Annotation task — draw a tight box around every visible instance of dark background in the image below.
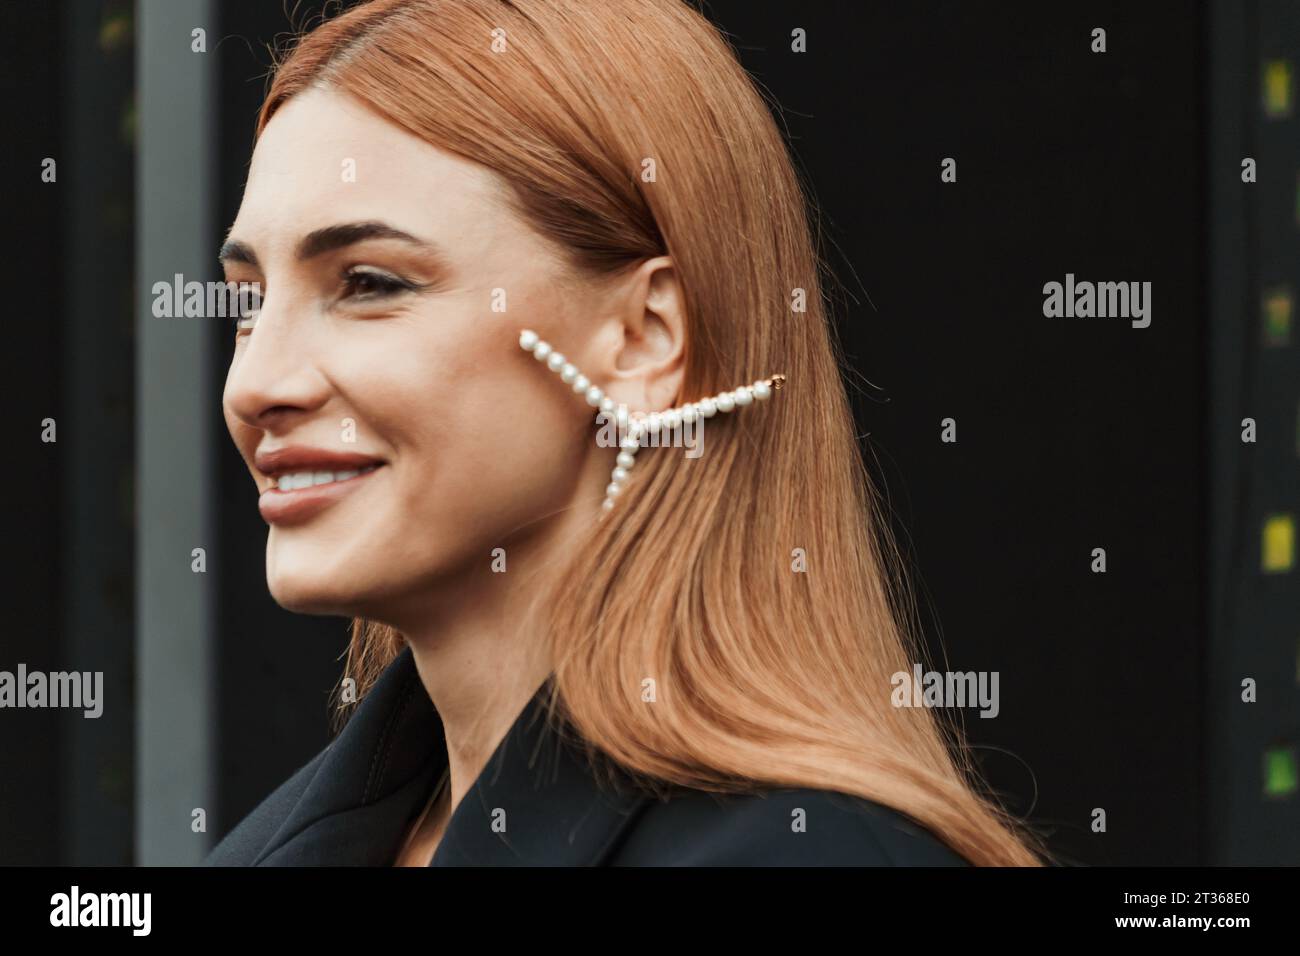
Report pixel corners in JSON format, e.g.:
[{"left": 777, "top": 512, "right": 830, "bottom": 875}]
[{"left": 3, "top": 0, "right": 1296, "bottom": 866}]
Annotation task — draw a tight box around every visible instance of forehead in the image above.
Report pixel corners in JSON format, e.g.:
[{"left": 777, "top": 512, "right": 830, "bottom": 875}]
[{"left": 232, "top": 85, "right": 508, "bottom": 248}]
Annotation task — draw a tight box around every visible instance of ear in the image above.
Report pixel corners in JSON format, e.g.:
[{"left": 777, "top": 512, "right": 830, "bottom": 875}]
[{"left": 598, "top": 256, "right": 686, "bottom": 413}]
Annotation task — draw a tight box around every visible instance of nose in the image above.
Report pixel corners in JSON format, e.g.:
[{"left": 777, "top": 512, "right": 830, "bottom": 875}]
[{"left": 223, "top": 299, "right": 331, "bottom": 434}]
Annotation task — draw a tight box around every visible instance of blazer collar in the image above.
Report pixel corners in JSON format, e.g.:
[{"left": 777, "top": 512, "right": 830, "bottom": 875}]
[{"left": 253, "top": 645, "right": 649, "bottom": 866}]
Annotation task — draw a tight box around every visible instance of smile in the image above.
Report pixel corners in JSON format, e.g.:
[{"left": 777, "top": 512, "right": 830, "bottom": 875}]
[
  {"left": 254, "top": 448, "right": 387, "bottom": 526},
  {"left": 273, "top": 465, "right": 379, "bottom": 491}
]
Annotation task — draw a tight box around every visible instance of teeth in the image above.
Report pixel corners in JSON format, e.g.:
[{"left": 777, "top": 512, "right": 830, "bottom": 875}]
[{"left": 275, "top": 465, "right": 376, "bottom": 491}]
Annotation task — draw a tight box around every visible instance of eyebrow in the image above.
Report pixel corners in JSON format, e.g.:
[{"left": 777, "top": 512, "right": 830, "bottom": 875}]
[{"left": 218, "top": 221, "right": 442, "bottom": 269}]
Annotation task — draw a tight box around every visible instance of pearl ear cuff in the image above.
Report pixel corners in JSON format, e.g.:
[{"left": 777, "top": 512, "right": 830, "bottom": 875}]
[{"left": 518, "top": 328, "right": 786, "bottom": 513}]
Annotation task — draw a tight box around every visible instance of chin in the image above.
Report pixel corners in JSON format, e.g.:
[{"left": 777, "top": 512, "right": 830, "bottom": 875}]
[
  {"left": 265, "top": 574, "right": 358, "bottom": 617},
  {"left": 264, "top": 536, "right": 373, "bottom": 617}
]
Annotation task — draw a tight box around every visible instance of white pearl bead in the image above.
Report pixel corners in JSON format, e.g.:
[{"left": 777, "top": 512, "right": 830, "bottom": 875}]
[
  {"left": 600, "top": 396, "right": 615, "bottom": 414},
  {"left": 621, "top": 435, "right": 641, "bottom": 450},
  {"left": 547, "top": 352, "right": 566, "bottom": 371},
  {"left": 616, "top": 451, "right": 636, "bottom": 469},
  {"left": 560, "top": 363, "right": 577, "bottom": 383},
  {"left": 533, "top": 341, "right": 552, "bottom": 361},
  {"left": 753, "top": 380, "right": 771, "bottom": 400},
  {"left": 612, "top": 467, "right": 628, "bottom": 482},
  {"left": 663, "top": 410, "right": 681, "bottom": 430},
  {"left": 734, "top": 386, "right": 753, "bottom": 406},
  {"left": 681, "top": 405, "right": 699, "bottom": 424},
  {"left": 585, "top": 386, "right": 604, "bottom": 407},
  {"left": 519, "top": 329, "right": 539, "bottom": 350},
  {"left": 573, "top": 374, "right": 590, "bottom": 393},
  {"left": 606, "top": 481, "right": 622, "bottom": 497},
  {"left": 601, "top": 498, "right": 615, "bottom": 511},
  {"left": 699, "top": 398, "right": 717, "bottom": 417},
  {"left": 716, "top": 393, "right": 735, "bottom": 412},
  {"left": 646, "top": 414, "right": 662, "bottom": 434}
]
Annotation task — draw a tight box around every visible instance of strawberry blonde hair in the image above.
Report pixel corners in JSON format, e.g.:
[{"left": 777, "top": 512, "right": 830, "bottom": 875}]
[{"left": 256, "top": 0, "right": 1045, "bottom": 866}]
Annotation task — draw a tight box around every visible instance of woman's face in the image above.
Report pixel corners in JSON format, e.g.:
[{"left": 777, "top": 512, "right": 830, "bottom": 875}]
[{"left": 221, "top": 86, "right": 607, "bottom": 621}]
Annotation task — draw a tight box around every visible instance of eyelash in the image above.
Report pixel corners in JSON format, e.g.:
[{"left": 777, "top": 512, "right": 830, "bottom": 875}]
[
  {"left": 232, "top": 267, "right": 421, "bottom": 336},
  {"left": 232, "top": 284, "right": 261, "bottom": 334},
  {"left": 340, "top": 266, "right": 421, "bottom": 301}
]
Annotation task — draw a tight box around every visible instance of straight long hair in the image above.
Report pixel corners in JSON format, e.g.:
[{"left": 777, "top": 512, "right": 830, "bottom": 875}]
[{"left": 257, "top": 0, "right": 1045, "bottom": 866}]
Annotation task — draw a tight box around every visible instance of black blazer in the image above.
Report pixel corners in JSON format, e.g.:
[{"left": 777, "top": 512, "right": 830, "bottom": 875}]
[{"left": 205, "top": 646, "right": 970, "bottom": 866}]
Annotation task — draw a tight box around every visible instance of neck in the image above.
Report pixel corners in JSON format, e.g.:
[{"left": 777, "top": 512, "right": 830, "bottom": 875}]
[{"left": 395, "top": 502, "right": 592, "bottom": 813}]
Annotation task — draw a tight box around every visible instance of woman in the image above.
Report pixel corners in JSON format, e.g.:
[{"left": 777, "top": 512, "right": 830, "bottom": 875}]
[{"left": 205, "top": 0, "right": 1043, "bottom": 866}]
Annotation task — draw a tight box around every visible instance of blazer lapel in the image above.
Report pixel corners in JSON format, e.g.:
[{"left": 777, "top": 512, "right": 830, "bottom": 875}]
[
  {"left": 238, "top": 644, "right": 651, "bottom": 866},
  {"left": 431, "top": 684, "right": 651, "bottom": 866},
  {"left": 251, "top": 646, "right": 445, "bottom": 866}
]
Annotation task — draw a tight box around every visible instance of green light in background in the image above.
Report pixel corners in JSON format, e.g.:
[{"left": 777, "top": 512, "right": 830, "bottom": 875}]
[
  {"left": 1263, "top": 746, "right": 1298, "bottom": 798},
  {"left": 1263, "top": 287, "right": 1292, "bottom": 347},
  {"left": 1262, "top": 514, "right": 1295, "bottom": 573},
  {"left": 1264, "top": 60, "right": 1293, "bottom": 118}
]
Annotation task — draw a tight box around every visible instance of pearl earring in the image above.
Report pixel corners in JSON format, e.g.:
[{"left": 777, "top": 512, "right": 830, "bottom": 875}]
[{"left": 519, "top": 329, "right": 786, "bottom": 513}]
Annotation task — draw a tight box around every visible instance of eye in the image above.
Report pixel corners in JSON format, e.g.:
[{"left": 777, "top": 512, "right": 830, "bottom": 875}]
[
  {"left": 232, "top": 282, "right": 262, "bottom": 335},
  {"left": 341, "top": 266, "right": 419, "bottom": 301}
]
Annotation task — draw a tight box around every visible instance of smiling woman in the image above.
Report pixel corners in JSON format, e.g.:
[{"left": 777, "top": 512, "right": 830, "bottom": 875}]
[{"left": 204, "top": 0, "right": 1046, "bottom": 867}]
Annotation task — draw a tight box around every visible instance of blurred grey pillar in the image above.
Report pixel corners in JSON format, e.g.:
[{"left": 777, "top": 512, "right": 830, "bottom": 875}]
[{"left": 135, "top": 0, "right": 215, "bottom": 865}]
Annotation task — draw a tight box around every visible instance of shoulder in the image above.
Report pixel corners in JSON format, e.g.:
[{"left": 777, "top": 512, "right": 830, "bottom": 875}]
[{"left": 609, "top": 787, "right": 972, "bottom": 866}]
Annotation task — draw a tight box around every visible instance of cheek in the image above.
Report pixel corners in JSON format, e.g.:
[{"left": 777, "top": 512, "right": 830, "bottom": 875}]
[
  {"left": 360, "top": 341, "right": 588, "bottom": 537},
  {"left": 392, "top": 381, "right": 586, "bottom": 519}
]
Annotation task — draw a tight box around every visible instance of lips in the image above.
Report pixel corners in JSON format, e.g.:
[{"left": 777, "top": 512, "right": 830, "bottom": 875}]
[
  {"left": 254, "top": 445, "right": 386, "bottom": 525},
  {"left": 254, "top": 446, "right": 385, "bottom": 477}
]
